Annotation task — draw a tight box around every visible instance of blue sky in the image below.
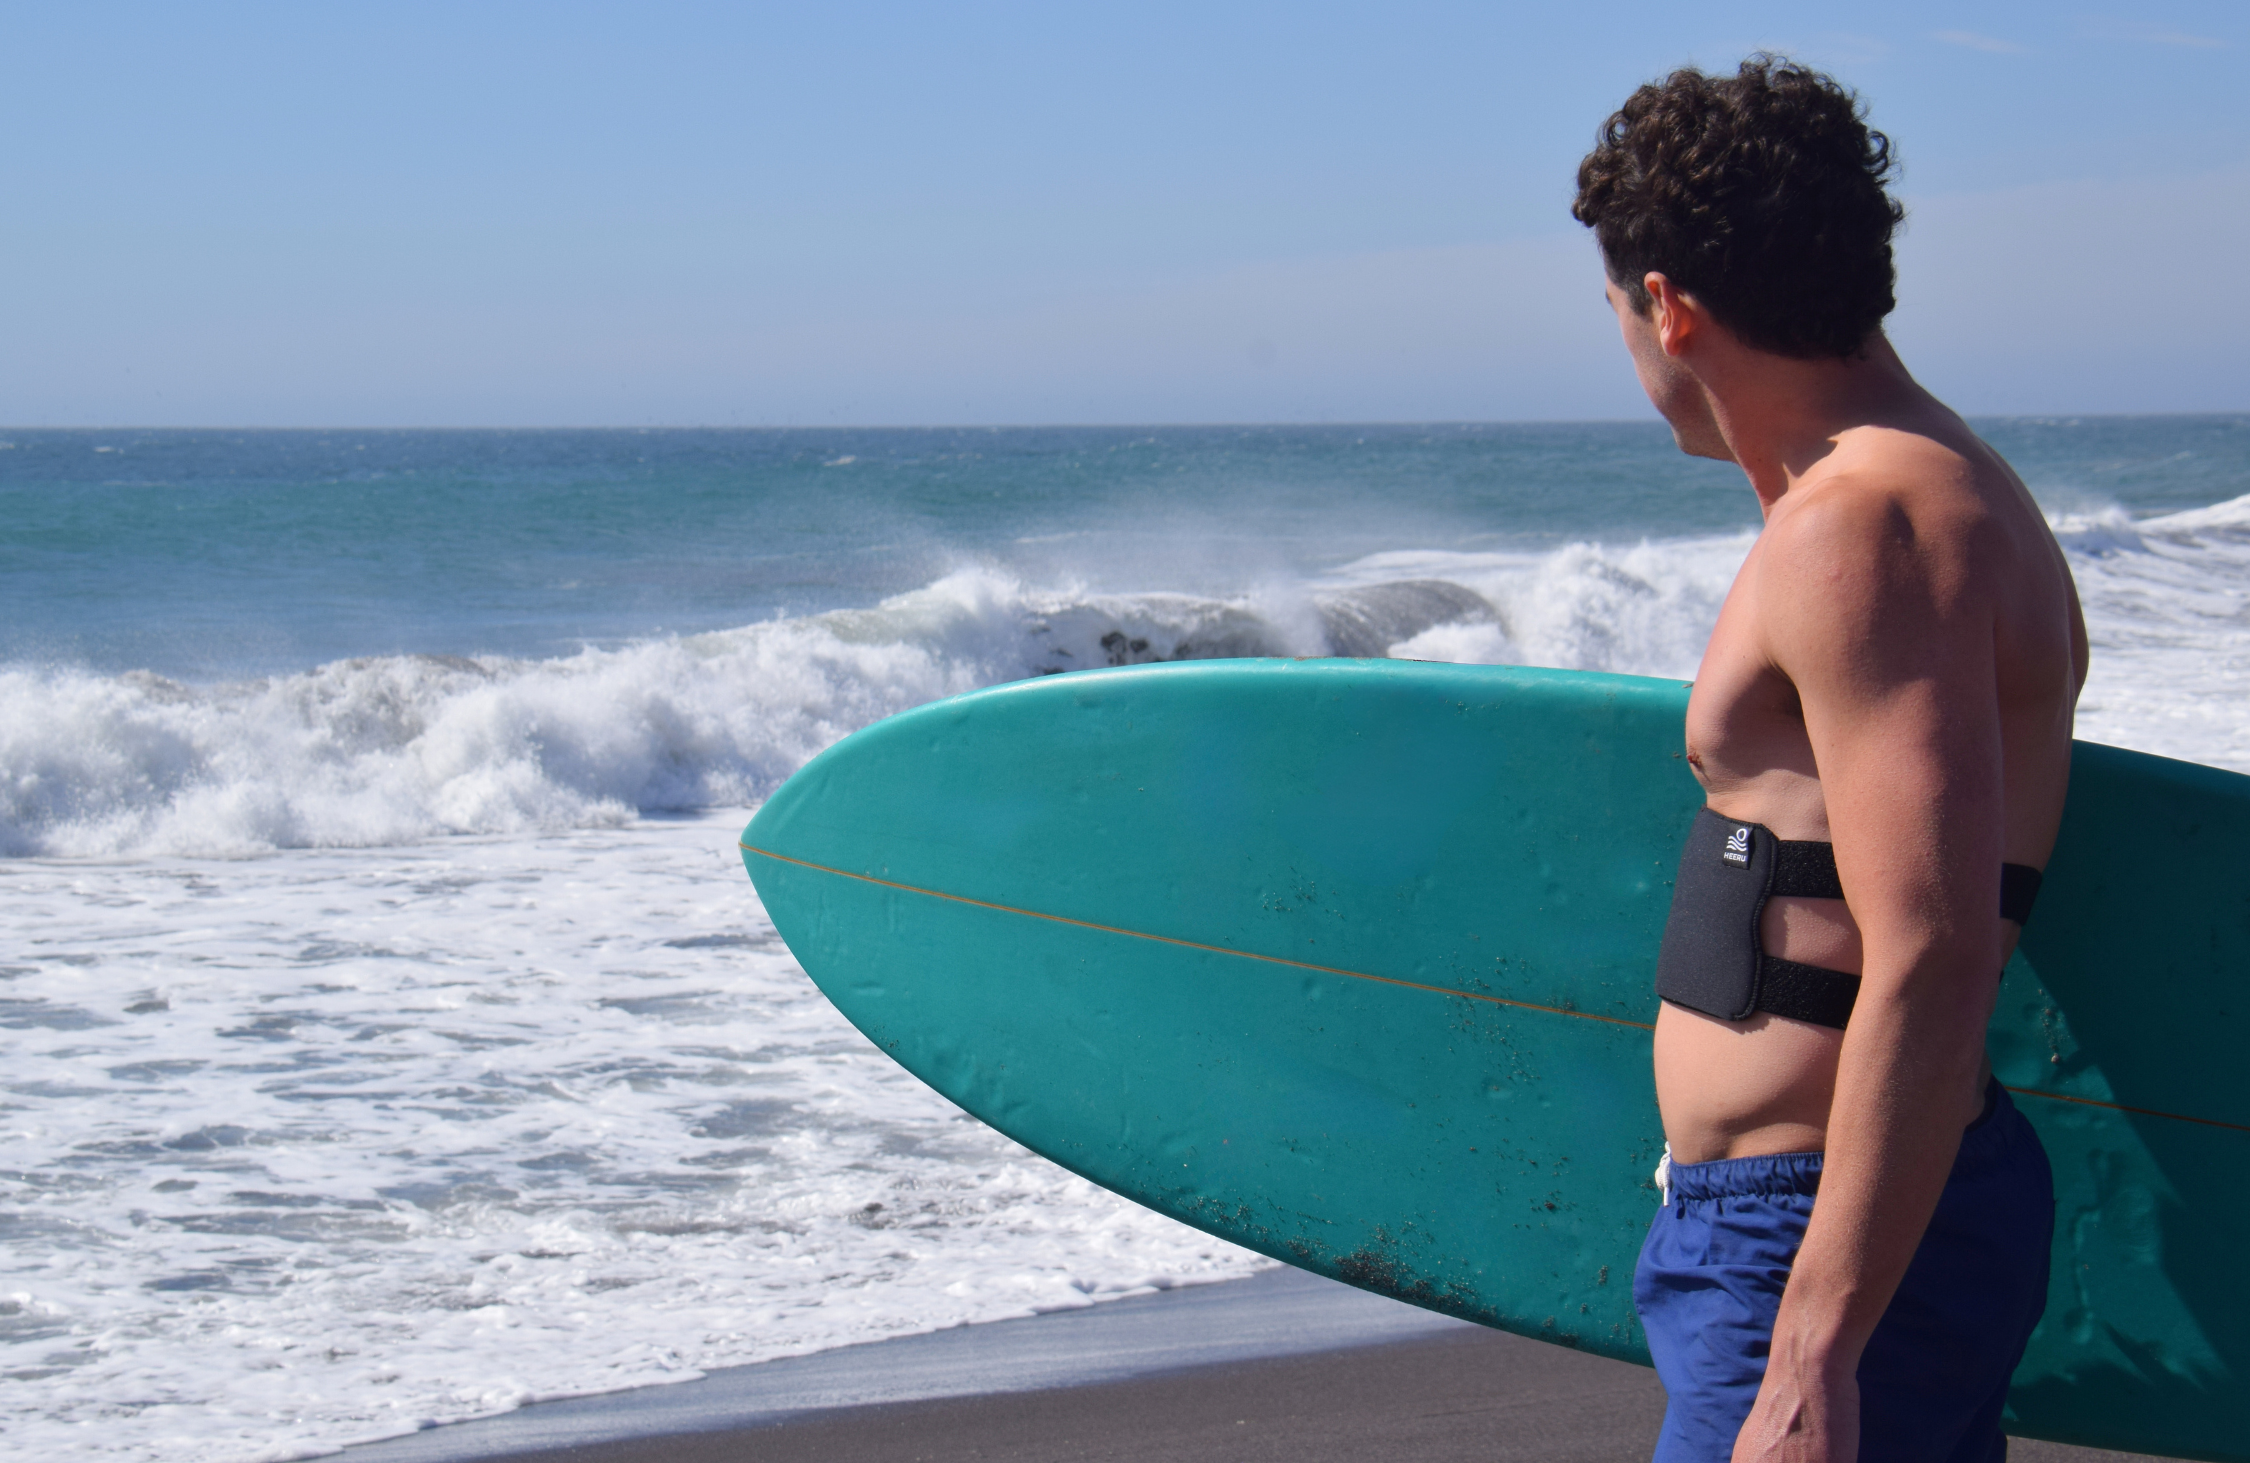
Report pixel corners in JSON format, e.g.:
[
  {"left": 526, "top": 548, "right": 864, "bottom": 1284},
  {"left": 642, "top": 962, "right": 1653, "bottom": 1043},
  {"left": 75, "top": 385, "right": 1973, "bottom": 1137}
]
[{"left": 1, "top": 2, "right": 2242, "bottom": 425}]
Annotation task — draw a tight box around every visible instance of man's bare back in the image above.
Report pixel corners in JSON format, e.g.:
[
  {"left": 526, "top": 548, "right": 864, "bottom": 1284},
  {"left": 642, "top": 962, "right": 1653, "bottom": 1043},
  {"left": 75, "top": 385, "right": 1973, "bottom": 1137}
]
[{"left": 1651, "top": 340, "right": 2089, "bottom": 1165}]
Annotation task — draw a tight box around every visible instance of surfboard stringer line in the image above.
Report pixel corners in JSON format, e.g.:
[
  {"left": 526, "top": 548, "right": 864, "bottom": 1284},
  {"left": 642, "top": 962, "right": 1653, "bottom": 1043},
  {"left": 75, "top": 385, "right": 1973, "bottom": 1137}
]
[{"left": 740, "top": 842, "right": 2250, "bottom": 1137}]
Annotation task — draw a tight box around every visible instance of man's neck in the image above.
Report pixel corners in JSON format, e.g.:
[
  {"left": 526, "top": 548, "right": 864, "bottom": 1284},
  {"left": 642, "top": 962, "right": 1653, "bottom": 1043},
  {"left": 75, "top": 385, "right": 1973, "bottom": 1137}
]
[{"left": 1690, "top": 333, "right": 1934, "bottom": 513}]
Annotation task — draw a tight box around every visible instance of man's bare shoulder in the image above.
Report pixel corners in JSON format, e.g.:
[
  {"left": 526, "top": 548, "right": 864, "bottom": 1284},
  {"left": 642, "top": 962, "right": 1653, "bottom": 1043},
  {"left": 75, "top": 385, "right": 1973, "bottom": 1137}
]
[
  {"left": 1745, "top": 425, "right": 2017, "bottom": 686},
  {"left": 1761, "top": 425, "right": 2005, "bottom": 597}
]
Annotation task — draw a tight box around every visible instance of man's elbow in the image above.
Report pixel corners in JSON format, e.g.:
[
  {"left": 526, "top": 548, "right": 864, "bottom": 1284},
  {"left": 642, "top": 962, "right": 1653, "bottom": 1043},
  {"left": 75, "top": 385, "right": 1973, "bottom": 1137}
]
[{"left": 1855, "top": 944, "right": 2003, "bottom": 1042}]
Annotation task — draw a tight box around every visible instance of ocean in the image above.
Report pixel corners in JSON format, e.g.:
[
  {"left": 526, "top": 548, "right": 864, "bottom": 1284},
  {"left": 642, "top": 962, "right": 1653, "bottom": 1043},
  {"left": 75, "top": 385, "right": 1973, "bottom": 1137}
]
[{"left": 3, "top": 418, "right": 2245, "bottom": 1461}]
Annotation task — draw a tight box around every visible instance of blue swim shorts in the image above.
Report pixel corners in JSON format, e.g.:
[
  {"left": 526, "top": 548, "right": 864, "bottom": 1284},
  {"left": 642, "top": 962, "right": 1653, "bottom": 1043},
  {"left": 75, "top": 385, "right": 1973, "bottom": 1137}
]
[{"left": 1634, "top": 1081, "right": 2054, "bottom": 1463}]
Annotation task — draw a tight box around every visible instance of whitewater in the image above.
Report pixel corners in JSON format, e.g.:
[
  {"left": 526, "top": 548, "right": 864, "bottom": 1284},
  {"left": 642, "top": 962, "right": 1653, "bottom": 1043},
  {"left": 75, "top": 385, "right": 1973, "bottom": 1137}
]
[{"left": 2, "top": 428, "right": 2245, "bottom": 1461}]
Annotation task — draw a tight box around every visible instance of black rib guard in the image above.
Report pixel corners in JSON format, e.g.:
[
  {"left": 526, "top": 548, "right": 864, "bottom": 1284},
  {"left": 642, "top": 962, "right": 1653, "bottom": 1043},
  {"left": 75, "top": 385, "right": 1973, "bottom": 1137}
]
[
  {"left": 1656, "top": 811, "right": 2039, "bottom": 1031},
  {"left": 2000, "top": 863, "right": 2043, "bottom": 925},
  {"left": 1654, "top": 808, "right": 1774, "bottom": 1022}
]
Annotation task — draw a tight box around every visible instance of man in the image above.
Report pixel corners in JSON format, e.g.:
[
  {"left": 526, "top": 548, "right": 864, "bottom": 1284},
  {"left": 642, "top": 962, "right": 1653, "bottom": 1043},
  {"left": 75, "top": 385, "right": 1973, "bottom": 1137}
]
[{"left": 1571, "top": 57, "right": 2087, "bottom": 1463}]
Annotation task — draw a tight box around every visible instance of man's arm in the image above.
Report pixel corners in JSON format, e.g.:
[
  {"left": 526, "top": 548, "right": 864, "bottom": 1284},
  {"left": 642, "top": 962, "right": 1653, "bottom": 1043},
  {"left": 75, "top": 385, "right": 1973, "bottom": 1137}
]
[{"left": 1732, "top": 482, "right": 2009, "bottom": 1463}]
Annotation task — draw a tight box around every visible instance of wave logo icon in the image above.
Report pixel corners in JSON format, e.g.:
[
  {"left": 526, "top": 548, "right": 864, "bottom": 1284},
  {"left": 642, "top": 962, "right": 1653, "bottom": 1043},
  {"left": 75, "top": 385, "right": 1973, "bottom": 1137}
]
[{"left": 1723, "top": 825, "right": 1753, "bottom": 866}]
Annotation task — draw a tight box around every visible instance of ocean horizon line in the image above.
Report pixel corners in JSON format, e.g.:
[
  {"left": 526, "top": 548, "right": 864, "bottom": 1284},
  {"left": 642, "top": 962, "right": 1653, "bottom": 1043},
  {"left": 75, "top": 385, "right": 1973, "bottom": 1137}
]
[{"left": 4, "top": 410, "right": 2245, "bottom": 435}]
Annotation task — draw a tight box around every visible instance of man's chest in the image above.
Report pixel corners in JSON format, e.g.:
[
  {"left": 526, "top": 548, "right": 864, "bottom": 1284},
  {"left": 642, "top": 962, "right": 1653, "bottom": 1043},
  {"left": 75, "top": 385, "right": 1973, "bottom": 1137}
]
[{"left": 1683, "top": 577, "right": 1821, "bottom": 802}]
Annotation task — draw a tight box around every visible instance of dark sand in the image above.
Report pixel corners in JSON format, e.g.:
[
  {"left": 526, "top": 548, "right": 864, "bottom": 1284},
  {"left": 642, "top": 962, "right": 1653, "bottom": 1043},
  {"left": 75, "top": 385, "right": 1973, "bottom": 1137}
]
[
  {"left": 336, "top": 1268, "right": 2179, "bottom": 1463},
  {"left": 443, "top": 1336, "right": 2176, "bottom": 1463},
  {"left": 484, "top": 1326, "right": 1663, "bottom": 1462}
]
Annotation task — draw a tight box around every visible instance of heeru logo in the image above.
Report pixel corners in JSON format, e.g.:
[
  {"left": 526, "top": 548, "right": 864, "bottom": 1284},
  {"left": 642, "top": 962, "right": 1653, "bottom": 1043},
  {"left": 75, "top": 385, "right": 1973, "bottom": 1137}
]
[{"left": 1722, "top": 824, "right": 1753, "bottom": 867}]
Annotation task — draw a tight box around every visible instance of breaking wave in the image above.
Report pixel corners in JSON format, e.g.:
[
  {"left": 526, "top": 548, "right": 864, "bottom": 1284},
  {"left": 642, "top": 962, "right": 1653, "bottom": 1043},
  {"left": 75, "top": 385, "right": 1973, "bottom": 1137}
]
[{"left": 4, "top": 494, "right": 2245, "bottom": 857}]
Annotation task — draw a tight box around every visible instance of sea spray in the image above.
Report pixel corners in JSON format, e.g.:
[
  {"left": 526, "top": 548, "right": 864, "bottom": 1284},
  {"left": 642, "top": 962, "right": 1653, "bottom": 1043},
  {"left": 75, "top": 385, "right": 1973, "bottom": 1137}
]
[
  {"left": 6, "top": 496, "right": 2246, "bottom": 858},
  {"left": 0, "top": 554, "right": 1720, "bottom": 857}
]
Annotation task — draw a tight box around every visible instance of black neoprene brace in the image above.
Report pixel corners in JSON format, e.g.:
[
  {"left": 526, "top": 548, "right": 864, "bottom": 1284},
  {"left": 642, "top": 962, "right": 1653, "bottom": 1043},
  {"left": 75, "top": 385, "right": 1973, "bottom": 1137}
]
[{"left": 1653, "top": 809, "right": 2044, "bottom": 1031}]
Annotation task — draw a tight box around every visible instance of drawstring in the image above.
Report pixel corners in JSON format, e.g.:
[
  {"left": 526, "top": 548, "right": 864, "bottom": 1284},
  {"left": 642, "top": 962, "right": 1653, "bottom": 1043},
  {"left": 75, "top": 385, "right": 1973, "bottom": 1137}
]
[{"left": 1655, "top": 1143, "right": 1672, "bottom": 1206}]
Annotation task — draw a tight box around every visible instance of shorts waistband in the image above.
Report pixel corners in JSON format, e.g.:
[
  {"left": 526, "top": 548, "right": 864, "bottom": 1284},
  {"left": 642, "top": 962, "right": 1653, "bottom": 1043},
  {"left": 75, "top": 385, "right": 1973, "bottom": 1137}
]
[{"left": 1663, "top": 1079, "right": 2015, "bottom": 1203}]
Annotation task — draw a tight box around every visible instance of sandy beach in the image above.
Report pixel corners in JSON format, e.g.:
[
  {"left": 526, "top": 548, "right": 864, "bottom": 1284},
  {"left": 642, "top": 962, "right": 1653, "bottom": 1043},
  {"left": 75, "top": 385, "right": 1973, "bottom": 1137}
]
[{"left": 333, "top": 1267, "right": 2179, "bottom": 1463}]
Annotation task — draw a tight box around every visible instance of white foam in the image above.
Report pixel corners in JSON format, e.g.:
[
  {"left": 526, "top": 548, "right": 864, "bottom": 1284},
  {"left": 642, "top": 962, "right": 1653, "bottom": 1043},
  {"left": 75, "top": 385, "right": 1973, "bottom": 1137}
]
[
  {"left": 0, "top": 609, "right": 977, "bottom": 858},
  {"left": 0, "top": 569, "right": 1490, "bottom": 860},
  {"left": 2051, "top": 492, "right": 2250, "bottom": 770},
  {"left": 0, "top": 813, "right": 1265, "bottom": 1463},
  {"left": 1366, "top": 500, "right": 2250, "bottom": 774},
  {"left": 6, "top": 499, "right": 2244, "bottom": 864},
  {"left": 1350, "top": 534, "right": 1754, "bottom": 680}
]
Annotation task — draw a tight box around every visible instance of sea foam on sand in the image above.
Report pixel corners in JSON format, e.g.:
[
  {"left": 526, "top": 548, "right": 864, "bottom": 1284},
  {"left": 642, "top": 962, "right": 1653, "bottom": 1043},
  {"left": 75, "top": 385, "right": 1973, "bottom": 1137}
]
[{"left": 1, "top": 813, "right": 1263, "bottom": 1463}]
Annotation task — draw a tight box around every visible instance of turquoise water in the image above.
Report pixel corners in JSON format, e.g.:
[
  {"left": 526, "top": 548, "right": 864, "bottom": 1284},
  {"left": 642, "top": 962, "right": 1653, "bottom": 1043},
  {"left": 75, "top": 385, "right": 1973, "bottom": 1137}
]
[
  {"left": 2, "top": 424, "right": 1735, "bottom": 677},
  {"left": 7, "top": 418, "right": 2239, "bottom": 681},
  {"left": 0, "top": 416, "right": 2243, "bottom": 859}
]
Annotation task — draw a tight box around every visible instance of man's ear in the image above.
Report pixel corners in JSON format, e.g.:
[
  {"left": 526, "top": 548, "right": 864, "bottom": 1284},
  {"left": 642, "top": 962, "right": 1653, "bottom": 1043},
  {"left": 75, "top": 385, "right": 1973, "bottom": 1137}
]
[{"left": 1642, "top": 273, "right": 1699, "bottom": 357}]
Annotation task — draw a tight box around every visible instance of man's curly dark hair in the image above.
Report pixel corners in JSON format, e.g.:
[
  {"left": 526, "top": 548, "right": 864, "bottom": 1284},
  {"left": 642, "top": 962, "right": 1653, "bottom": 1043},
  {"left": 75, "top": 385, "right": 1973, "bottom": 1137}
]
[{"left": 1572, "top": 55, "right": 1904, "bottom": 359}]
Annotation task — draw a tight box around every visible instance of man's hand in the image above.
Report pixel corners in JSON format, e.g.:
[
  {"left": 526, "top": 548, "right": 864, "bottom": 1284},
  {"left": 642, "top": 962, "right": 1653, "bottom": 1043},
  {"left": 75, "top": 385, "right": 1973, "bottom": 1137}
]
[{"left": 1731, "top": 1353, "right": 1860, "bottom": 1463}]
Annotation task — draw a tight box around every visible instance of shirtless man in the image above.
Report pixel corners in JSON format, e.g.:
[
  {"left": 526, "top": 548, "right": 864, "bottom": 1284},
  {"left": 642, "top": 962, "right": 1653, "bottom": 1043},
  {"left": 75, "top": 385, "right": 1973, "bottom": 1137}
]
[{"left": 1571, "top": 59, "right": 2088, "bottom": 1462}]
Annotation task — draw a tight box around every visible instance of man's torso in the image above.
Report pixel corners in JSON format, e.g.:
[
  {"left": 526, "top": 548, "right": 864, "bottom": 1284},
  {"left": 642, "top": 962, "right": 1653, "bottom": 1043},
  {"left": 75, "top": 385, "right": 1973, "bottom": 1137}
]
[{"left": 1653, "top": 416, "right": 2088, "bottom": 1163}]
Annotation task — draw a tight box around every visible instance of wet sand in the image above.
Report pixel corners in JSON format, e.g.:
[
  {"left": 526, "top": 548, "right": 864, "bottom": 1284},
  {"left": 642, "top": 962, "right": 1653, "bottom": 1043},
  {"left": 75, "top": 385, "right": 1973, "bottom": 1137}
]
[
  {"left": 470, "top": 1324, "right": 1665, "bottom": 1462},
  {"left": 334, "top": 1267, "right": 2178, "bottom": 1463}
]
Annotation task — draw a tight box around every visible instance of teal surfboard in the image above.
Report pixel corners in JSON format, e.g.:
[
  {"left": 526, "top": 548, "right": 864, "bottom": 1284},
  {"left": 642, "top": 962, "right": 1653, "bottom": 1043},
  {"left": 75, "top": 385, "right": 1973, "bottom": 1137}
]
[{"left": 739, "top": 660, "right": 2248, "bottom": 1461}]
